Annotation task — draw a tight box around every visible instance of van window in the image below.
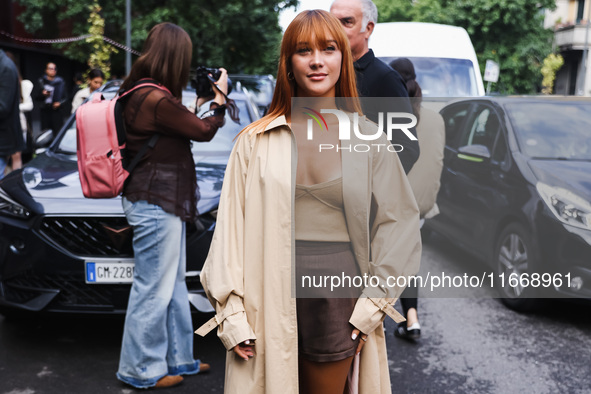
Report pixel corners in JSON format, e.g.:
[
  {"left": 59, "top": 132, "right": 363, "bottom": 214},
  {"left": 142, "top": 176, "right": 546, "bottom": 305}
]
[{"left": 380, "top": 57, "right": 478, "bottom": 97}]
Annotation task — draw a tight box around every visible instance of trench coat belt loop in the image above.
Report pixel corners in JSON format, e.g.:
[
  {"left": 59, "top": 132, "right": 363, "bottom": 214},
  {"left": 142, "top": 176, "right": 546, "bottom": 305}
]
[
  {"left": 370, "top": 297, "right": 406, "bottom": 324},
  {"left": 194, "top": 304, "right": 246, "bottom": 337}
]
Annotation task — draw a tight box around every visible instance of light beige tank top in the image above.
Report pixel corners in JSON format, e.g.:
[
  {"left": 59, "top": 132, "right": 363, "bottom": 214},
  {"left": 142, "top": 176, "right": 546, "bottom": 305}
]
[{"left": 294, "top": 177, "right": 350, "bottom": 242}]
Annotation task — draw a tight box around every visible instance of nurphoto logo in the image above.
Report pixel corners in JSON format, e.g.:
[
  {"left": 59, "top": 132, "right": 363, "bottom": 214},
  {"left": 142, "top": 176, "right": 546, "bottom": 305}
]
[
  {"left": 294, "top": 97, "right": 418, "bottom": 153},
  {"left": 301, "top": 108, "right": 417, "bottom": 153}
]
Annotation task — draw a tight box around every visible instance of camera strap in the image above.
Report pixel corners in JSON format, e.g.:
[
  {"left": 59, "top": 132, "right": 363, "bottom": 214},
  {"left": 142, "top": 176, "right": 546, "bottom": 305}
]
[{"left": 207, "top": 75, "right": 240, "bottom": 124}]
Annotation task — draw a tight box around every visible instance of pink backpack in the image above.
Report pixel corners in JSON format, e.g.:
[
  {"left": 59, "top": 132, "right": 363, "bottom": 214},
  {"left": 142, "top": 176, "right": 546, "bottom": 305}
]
[{"left": 76, "top": 80, "right": 169, "bottom": 198}]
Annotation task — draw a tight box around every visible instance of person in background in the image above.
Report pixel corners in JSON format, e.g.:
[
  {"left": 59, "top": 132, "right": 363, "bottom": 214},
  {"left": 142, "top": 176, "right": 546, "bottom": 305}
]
[
  {"left": 33, "top": 62, "right": 66, "bottom": 138},
  {"left": 330, "top": 0, "right": 419, "bottom": 174},
  {"left": 116, "top": 22, "right": 226, "bottom": 389},
  {"left": 0, "top": 50, "right": 25, "bottom": 179},
  {"left": 65, "top": 72, "right": 84, "bottom": 114},
  {"left": 390, "top": 57, "right": 445, "bottom": 340},
  {"left": 71, "top": 69, "right": 105, "bottom": 113},
  {"left": 5, "top": 51, "right": 33, "bottom": 169},
  {"left": 199, "top": 10, "right": 421, "bottom": 394}
]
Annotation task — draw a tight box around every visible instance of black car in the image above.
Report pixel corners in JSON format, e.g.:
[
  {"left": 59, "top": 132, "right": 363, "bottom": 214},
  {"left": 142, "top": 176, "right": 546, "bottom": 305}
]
[
  {"left": 427, "top": 97, "right": 591, "bottom": 311},
  {"left": 0, "top": 80, "right": 259, "bottom": 315},
  {"left": 229, "top": 74, "right": 275, "bottom": 116}
]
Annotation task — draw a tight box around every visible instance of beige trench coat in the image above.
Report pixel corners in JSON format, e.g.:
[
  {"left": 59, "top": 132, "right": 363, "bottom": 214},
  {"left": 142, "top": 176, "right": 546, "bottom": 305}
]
[
  {"left": 407, "top": 106, "right": 445, "bottom": 218},
  {"left": 199, "top": 115, "right": 421, "bottom": 394}
]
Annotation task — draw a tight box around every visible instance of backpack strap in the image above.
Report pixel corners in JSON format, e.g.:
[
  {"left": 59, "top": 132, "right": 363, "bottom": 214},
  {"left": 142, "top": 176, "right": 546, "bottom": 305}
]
[
  {"left": 115, "top": 79, "right": 171, "bottom": 173},
  {"left": 125, "top": 133, "right": 159, "bottom": 174},
  {"left": 114, "top": 79, "right": 170, "bottom": 147}
]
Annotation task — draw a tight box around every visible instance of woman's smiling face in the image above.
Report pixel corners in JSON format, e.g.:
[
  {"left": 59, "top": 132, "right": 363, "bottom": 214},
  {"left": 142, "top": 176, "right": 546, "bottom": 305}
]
[{"left": 291, "top": 37, "right": 342, "bottom": 98}]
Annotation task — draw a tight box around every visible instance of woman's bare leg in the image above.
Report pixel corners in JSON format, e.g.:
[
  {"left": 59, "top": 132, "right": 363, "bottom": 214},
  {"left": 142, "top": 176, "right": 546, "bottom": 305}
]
[{"left": 299, "top": 355, "right": 354, "bottom": 394}]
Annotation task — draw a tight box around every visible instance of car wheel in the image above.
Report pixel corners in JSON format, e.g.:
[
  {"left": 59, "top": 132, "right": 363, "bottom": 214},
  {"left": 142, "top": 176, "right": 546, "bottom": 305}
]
[{"left": 494, "top": 223, "right": 539, "bottom": 312}]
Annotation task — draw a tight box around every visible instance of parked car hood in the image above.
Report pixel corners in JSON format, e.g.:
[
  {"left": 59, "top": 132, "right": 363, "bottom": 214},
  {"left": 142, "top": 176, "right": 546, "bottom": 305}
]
[
  {"left": 528, "top": 159, "right": 591, "bottom": 202},
  {"left": 10, "top": 150, "right": 225, "bottom": 216}
]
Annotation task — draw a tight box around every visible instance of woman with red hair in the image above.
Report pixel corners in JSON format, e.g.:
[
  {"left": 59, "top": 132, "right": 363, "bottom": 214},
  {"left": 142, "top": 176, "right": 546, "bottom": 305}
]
[{"left": 199, "top": 10, "right": 421, "bottom": 393}]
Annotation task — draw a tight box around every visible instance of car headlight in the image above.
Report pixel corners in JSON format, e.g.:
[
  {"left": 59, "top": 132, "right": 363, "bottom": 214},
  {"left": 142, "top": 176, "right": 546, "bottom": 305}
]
[
  {"left": 0, "top": 188, "right": 31, "bottom": 219},
  {"left": 537, "top": 182, "right": 591, "bottom": 231}
]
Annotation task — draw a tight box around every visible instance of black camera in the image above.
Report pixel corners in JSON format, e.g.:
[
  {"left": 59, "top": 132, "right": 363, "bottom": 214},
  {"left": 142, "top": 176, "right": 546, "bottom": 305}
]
[{"left": 191, "top": 66, "right": 232, "bottom": 98}]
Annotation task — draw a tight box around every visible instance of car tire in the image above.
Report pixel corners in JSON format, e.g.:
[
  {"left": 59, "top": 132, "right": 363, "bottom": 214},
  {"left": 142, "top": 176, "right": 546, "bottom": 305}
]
[{"left": 494, "top": 223, "right": 540, "bottom": 312}]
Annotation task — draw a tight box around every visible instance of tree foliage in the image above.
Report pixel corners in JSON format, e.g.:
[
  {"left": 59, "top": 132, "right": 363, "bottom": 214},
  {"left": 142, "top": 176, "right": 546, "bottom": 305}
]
[
  {"left": 86, "top": 1, "right": 117, "bottom": 78},
  {"left": 541, "top": 53, "right": 564, "bottom": 94},
  {"left": 376, "top": 0, "right": 556, "bottom": 94},
  {"left": 15, "top": 0, "right": 297, "bottom": 76}
]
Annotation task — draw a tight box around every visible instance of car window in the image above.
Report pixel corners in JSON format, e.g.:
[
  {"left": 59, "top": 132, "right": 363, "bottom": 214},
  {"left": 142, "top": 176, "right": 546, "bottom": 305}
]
[
  {"left": 491, "top": 132, "right": 508, "bottom": 164},
  {"left": 441, "top": 103, "right": 471, "bottom": 147},
  {"left": 460, "top": 106, "right": 500, "bottom": 152},
  {"left": 505, "top": 101, "right": 591, "bottom": 160}
]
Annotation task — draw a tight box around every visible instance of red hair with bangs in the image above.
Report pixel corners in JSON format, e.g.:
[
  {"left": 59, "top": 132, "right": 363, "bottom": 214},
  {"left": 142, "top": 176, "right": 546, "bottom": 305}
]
[{"left": 243, "top": 9, "right": 362, "bottom": 134}]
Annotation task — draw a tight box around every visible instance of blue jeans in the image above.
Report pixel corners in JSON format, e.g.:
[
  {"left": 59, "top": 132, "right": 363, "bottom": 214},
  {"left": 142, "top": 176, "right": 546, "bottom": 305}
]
[{"left": 117, "top": 198, "right": 202, "bottom": 388}]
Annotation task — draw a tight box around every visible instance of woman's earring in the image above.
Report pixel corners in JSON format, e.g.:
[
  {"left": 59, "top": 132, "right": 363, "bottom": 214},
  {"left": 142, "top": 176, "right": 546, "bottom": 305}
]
[{"left": 287, "top": 71, "right": 294, "bottom": 81}]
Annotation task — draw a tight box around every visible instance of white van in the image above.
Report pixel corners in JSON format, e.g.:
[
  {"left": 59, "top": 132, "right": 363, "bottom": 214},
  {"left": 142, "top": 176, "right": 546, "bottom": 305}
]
[{"left": 371, "top": 22, "right": 485, "bottom": 97}]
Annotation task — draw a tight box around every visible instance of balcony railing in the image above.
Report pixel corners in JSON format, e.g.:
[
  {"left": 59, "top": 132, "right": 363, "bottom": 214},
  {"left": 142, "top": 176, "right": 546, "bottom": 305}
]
[{"left": 555, "top": 22, "right": 591, "bottom": 50}]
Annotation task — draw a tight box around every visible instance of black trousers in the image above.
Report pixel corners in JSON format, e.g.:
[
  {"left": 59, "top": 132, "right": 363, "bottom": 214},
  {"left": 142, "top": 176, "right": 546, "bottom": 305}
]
[
  {"left": 40, "top": 107, "right": 64, "bottom": 138},
  {"left": 399, "top": 283, "right": 418, "bottom": 316}
]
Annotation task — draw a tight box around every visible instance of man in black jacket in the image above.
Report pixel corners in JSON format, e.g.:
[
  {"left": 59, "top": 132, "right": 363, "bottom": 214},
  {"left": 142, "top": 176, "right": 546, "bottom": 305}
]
[
  {"left": 0, "top": 50, "right": 24, "bottom": 179},
  {"left": 33, "top": 62, "right": 66, "bottom": 138},
  {"left": 331, "top": 0, "right": 419, "bottom": 173}
]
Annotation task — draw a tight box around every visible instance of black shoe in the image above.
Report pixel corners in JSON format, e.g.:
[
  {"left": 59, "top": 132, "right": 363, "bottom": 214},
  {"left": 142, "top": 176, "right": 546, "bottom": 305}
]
[{"left": 394, "top": 322, "right": 421, "bottom": 340}]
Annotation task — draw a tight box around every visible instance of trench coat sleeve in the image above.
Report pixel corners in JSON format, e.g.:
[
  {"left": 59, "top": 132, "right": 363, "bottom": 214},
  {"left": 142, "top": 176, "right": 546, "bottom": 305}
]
[
  {"left": 199, "top": 133, "right": 257, "bottom": 350},
  {"left": 349, "top": 133, "right": 422, "bottom": 335}
]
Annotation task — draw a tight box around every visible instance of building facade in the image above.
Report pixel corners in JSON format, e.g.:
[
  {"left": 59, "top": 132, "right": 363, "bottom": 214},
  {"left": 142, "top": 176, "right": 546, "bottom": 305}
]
[{"left": 546, "top": 0, "right": 591, "bottom": 95}]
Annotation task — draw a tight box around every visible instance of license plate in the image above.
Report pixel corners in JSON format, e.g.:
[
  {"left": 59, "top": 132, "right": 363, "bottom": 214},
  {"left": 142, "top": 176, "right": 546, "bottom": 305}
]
[{"left": 85, "top": 259, "right": 135, "bottom": 284}]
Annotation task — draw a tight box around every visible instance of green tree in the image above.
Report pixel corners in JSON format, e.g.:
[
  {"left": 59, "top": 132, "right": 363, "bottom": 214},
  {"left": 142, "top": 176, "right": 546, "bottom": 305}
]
[
  {"left": 15, "top": 0, "right": 297, "bottom": 76},
  {"left": 86, "top": 1, "right": 117, "bottom": 78},
  {"left": 374, "top": 0, "right": 412, "bottom": 22},
  {"left": 377, "top": 0, "right": 556, "bottom": 94}
]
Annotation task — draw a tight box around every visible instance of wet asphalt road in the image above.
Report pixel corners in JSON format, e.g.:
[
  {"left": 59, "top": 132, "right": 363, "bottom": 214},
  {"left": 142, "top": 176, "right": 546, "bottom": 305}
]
[{"left": 1, "top": 233, "right": 590, "bottom": 394}]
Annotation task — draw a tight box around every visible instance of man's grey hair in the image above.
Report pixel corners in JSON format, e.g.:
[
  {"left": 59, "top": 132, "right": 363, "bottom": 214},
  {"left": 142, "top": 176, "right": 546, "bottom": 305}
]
[{"left": 360, "top": 0, "right": 378, "bottom": 32}]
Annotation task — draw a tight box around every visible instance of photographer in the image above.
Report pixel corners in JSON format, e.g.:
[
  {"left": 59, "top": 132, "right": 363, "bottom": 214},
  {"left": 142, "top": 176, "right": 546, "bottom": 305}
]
[{"left": 116, "top": 22, "right": 227, "bottom": 389}]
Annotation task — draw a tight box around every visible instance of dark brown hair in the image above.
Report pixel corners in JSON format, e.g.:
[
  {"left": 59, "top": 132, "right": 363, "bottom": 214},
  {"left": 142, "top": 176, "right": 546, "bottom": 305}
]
[
  {"left": 390, "top": 58, "right": 422, "bottom": 124},
  {"left": 121, "top": 23, "right": 192, "bottom": 98}
]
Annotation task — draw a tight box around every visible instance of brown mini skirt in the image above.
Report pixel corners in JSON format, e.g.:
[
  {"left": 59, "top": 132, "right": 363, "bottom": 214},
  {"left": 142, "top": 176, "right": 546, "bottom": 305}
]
[{"left": 295, "top": 241, "right": 362, "bottom": 363}]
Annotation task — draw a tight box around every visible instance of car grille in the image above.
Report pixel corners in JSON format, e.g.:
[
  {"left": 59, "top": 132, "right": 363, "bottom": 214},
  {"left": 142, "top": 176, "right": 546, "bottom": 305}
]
[
  {"left": 39, "top": 217, "right": 134, "bottom": 258},
  {"left": 2, "top": 274, "right": 203, "bottom": 313},
  {"left": 5, "top": 274, "right": 129, "bottom": 311}
]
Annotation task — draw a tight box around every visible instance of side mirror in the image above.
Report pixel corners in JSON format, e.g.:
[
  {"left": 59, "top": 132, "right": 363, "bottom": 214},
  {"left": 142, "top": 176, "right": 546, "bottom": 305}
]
[
  {"left": 34, "top": 130, "right": 54, "bottom": 153},
  {"left": 457, "top": 144, "right": 491, "bottom": 162}
]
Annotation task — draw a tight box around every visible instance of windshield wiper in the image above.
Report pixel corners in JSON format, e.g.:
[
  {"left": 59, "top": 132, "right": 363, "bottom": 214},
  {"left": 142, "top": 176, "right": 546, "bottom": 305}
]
[
  {"left": 530, "top": 156, "right": 567, "bottom": 160},
  {"left": 530, "top": 156, "right": 591, "bottom": 161}
]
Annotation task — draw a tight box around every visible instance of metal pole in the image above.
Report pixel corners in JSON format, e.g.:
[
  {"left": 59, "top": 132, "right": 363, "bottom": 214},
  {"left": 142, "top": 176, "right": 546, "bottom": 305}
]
[
  {"left": 125, "top": 0, "right": 131, "bottom": 76},
  {"left": 577, "top": 0, "right": 590, "bottom": 95}
]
